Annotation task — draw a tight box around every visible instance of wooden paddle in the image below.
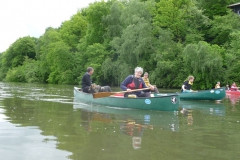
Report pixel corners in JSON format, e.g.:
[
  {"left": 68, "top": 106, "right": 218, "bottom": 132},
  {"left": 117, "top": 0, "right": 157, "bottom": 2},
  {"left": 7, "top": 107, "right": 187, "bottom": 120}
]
[{"left": 93, "top": 88, "right": 150, "bottom": 99}]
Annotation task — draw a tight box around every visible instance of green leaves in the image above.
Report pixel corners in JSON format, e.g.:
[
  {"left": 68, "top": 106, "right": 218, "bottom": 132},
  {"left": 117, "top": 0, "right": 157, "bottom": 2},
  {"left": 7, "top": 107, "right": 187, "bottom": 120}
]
[
  {"left": 183, "top": 41, "right": 224, "bottom": 89},
  {"left": 1, "top": 0, "right": 240, "bottom": 88}
]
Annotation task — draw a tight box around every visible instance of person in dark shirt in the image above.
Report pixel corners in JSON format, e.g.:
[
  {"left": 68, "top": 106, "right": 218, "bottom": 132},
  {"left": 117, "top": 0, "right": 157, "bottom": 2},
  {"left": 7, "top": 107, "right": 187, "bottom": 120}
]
[
  {"left": 181, "top": 76, "right": 195, "bottom": 93},
  {"left": 82, "top": 67, "right": 94, "bottom": 93},
  {"left": 82, "top": 67, "right": 112, "bottom": 93},
  {"left": 120, "top": 67, "right": 154, "bottom": 97}
]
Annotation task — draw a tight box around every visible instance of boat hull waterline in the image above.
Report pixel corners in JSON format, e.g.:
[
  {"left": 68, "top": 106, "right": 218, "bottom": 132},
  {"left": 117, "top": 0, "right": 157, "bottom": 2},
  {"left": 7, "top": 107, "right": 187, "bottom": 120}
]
[
  {"left": 74, "top": 87, "right": 180, "bottom": 111},
  {"left": 179, "top": 87, "right": 226, "bottom": 100}
]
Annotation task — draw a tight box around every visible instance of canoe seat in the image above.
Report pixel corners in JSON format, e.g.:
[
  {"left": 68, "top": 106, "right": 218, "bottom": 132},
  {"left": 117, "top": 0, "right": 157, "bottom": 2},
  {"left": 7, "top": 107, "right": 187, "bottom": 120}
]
[{"left": 114, "top": 93, "right": 124, "bottom": 97}]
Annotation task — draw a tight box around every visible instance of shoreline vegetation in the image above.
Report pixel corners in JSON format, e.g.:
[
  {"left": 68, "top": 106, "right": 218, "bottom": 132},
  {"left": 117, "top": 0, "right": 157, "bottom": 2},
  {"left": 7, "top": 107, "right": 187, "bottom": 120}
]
[{"left": 0, "top": 0, "right": 240, "bottom": 90}]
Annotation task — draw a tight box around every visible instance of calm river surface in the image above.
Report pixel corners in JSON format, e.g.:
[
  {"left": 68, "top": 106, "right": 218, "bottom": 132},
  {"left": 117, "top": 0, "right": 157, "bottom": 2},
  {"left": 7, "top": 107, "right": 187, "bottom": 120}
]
[{"left": 0, "top": 82, "right": 240, "bottom": 160}]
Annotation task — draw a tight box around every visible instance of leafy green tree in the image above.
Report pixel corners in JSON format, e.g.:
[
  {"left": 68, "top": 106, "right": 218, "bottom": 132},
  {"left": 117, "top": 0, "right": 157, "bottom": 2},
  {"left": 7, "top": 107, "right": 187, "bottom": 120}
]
[
  {"left": 102, "top": 1, "right": 124, "bottom": 43},
  {"left": 81, "top": 43, "right": 109, "bottom": 84},
  {"left": 184, "top": 6, "right": 209, "bottom": 44},
  {"left": 5, "top": 57, "right": 41, "bottom": 83},
  {"left": 46, "top": 41, "right": 74, "bottom": 84},
  {"left": 207, "top": 10, "right": 240, "bottom": 46},
  {"left": 0, "top": 36, "right": 36, "bottom": 80},
  {"left": 150, "top": 29, "right": 183, "bottom": 88},
  {"left": 197, "top": 0, "right": 233, "bottom": 19},
  {"left": 59, "top": 11, "right": 87, "bottom": 52},
  {"left": 107, "top": 0, "right": 154, "bottom": 82},
  {"left": 36, "top": 28, "right": 62, "bottom": 83},
  {"left": 225, "top": 31, "right": 240, "bottom": 84},
  {"left": 84, "top": 1, "right": 112, "bottom": 46},
  {"left": 4, "top": 36, "right": 36, "bottom": 67},
  {"left": 153, "top": 0, "right": 194, "bottom": 42},
  {"left": 183, "top": 41, "right": 225, "bottom": 89}
]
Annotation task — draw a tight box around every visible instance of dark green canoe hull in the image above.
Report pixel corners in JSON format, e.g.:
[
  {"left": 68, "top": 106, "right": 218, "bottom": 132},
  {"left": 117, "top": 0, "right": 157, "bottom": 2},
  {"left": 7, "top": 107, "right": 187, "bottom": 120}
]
[
  {"left": 179, "top": 87, "right": 226, "bottom": 100},
  {"left": 74, "top": 87, "right": 179, "bottom": 111}
]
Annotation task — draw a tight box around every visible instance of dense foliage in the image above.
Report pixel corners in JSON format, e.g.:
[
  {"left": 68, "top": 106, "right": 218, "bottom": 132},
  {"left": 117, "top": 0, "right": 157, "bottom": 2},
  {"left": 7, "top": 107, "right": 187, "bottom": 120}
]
[{"left": 0, "top": 0, "right": 240, "bottom": 89}]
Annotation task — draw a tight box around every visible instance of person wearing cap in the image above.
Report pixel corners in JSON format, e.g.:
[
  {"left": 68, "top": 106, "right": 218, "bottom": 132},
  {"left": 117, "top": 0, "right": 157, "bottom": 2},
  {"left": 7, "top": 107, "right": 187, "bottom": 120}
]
[
  {"left": 142, "top": 72, "right": 159, "bottom": 94},
  {"left": 120, "top": 67, "right": 154, "bottom": 97}
]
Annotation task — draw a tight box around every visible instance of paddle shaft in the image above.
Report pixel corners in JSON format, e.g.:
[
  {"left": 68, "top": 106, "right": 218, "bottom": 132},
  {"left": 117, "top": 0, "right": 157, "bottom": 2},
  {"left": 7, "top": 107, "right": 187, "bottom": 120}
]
[
  {"left": 93, "top": 88, "right": 151, "bottom": 98},
  {"left": 115, "top": 88, "right": 151, "bottom": 94}
]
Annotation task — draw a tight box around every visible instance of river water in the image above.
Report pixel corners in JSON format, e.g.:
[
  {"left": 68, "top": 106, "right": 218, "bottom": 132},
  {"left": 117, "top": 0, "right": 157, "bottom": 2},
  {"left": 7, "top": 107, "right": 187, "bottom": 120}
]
[{"left": 0, "top": 82, "right": 240, "bottom": 160}]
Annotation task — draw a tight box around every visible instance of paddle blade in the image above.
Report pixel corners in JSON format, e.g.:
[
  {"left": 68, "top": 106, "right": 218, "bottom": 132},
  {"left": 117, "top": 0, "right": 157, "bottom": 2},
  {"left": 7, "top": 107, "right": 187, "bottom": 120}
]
[{"left": 93, "top": 92, "right": 116, "bottom": 98}]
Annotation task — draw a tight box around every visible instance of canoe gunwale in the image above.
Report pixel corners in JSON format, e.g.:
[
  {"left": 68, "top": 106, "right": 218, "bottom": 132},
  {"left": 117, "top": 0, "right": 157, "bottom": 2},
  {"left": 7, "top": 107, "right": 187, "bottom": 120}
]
[
  {"left": 73, "top": 87, "right": 179, "bottom": 111},
  {"left": 179, "top": 87, "right": 226, "bottom": 100},
  {"left": 74, "top": 87, "right": 178, "bottom": 99}
]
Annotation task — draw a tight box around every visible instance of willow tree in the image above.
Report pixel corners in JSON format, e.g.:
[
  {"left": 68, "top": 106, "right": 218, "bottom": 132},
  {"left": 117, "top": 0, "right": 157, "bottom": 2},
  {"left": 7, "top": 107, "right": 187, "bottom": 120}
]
[
  {"left": 108, "top": 0, "right": 154, "bottom": 82},
  {"left": 149, "top": 29, "right": 183, "bottom": 88},
  {"left": 183, "top": 41, "right": 225, "bottom": 89}
]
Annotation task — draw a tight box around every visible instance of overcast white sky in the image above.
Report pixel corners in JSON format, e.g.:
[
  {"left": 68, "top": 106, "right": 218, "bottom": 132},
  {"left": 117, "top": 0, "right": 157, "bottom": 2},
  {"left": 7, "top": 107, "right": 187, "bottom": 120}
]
[{"left": 0, "top": 0, "right": 100, "bottom": 53}]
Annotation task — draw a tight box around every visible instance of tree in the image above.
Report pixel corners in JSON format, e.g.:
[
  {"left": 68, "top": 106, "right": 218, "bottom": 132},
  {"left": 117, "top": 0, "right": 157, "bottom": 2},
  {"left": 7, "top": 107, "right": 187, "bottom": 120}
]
[
  {"left": 197, "top": 0, "right": 233, "bottom": 19},
  {"left": 150, "top": 29, "right": 183, "bottom": 88},
  {"left": 84, "top": 1, "right": 112, "bottom": 46},
  {"left": 82, "top": 43, "right": 109, "bottom": 84},
  {"left": 183, "top": 41, "right": 225, "bottom": 89},
  {"left": 59, "top": 11, "right": 87, "bottom": 52},
  {"left": 0, "top": 36, "right": 37, "bottom": 80},
  {"left": 225, "top": 31, "right": 240, "bottom": 84},
  {"left": 153, "top": 0, "right": 194, "bottom": 42},
  {"left": 207, "top": 10, "right": 240, "bottom": 46},
  {"left": 107, "top": 0, "right": 154, "bottom": 82}
]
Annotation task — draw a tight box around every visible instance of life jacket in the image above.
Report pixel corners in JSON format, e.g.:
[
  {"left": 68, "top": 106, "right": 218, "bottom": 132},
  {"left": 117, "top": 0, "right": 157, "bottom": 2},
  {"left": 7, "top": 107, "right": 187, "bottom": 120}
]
[
  {"left": 127, "top": 76, "right": 143, "bottom": 89},
  {"left": 181, "top": 80, "right": 192, "bottom": 92},
  {"left": 142, "top": 77, "right": 150, "bottom": 87}
]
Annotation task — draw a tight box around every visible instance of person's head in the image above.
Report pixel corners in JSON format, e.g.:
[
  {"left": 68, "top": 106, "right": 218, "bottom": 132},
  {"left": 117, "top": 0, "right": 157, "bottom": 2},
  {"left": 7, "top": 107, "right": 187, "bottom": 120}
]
[
  {"left": 143, "top": 72, "right": 148, "bottom": 78},
  {"left": 134, "top": 67, "right": 143, "bottom": 78},
  {"left": 188, "top": 75, "right": 194, "bottom": 82},
  {"left": 87, "top": 67, "right": 94, "bottom": 75},
  {"left": 217, "top": 81, "right": 220, "bottom": 84}
]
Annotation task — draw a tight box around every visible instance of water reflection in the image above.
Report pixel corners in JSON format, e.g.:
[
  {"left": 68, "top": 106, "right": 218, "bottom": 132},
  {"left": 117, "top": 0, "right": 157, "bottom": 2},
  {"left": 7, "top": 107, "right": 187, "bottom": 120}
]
[
  {"left": 180, "top": 101, "right": 225, "bottom": 116},
  {"left": 179, "top": 101, "right": 225, "bottom": 126},
  {"left": 74, "top": 101, "right": 179, "bottom": 149},
  {"left": 2, "top": 82, "right": 239, "bottom": 160},
  {"left": 226, "top": 94, "right": 240, "bottom": 106}
]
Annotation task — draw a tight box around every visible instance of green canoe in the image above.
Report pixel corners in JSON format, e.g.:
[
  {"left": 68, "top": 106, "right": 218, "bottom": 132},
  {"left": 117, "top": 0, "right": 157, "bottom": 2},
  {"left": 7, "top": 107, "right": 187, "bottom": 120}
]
[
  {"left": 179, "top": 87, "right": 226, "bottom": 100},
  {"left": 74, "top": 87, "right": 180, "bottom": 111}
]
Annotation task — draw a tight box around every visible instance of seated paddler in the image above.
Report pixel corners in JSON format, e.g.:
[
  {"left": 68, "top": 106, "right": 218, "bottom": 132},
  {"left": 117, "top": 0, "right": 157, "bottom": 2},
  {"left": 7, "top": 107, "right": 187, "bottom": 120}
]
[
  {"left": 181, "top": 75, "right": 195, "bottom": 93},
  {"left": 215, "top": 81, "right": 221, "bottom": 89},
  {"left": 142, "top": 72, "right": 159, "bottom": 94},
  {"left": 120, "top": 67, "right": 154, "bottom": 97},
  {"left": 82, "top": 67, "right": 111, "bottom": 93},
  {"left": 230, "top": 82, "right": 238, "bottom": 91}
]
